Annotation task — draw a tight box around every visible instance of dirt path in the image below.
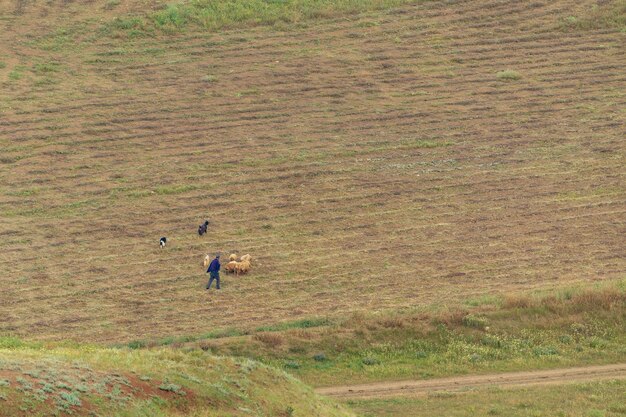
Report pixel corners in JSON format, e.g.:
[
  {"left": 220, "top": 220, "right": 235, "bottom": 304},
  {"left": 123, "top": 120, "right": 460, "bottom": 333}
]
[{"left": 315, "top": 364, "right": 626, "bottom": 399}]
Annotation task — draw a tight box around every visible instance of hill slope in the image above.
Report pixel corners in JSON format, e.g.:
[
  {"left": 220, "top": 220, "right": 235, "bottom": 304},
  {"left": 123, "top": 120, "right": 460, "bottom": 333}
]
[
  {"left": 0, "top": 0, "right": 624, "bottom": 343},
  {"left": 0, "top": 336, "right": 354, "bottom": 417}
]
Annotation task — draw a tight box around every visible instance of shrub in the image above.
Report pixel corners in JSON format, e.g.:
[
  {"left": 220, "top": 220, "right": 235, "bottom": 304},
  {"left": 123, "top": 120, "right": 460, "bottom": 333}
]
[
  {"left": 159, "top": 383, "right": 184, "bottom": 394},
  {"left": 313, "top": 353, "right": 327, "bottom": 362},
  {"left": 469, "top": 353, "right": 482, "bottom": 363},
  {"left": 362, "top": 357, "right": 380, "bottom": 366},
  {"left": 532, "top": 346, "right": 559, "bottom": 356},
  {"left": 284, "top": 361, "right": 300, "bottom": 369},
  {"left": 59, "top": 391, "right": 81, "bottom": 407},
  {"left": 127, "top": 340, "right": 146, "bottom": 349}
]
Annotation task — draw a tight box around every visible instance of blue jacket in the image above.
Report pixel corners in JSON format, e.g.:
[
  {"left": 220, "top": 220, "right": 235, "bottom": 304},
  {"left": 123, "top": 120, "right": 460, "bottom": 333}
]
[{"left": 207, "top": 258, "right": 221, "bottom": 274}]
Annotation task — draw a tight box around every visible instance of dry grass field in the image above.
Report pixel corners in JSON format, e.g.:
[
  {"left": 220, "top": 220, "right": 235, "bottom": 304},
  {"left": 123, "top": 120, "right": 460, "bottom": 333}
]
[{"left": 0, "top": 0, "right": 624, "bottom": 345}]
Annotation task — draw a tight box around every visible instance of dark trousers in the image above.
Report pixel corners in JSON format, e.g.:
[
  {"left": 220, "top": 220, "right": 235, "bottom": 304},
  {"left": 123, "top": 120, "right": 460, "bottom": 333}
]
[{"left": 207, "top": 273, "right": 220, "bottom": 289}]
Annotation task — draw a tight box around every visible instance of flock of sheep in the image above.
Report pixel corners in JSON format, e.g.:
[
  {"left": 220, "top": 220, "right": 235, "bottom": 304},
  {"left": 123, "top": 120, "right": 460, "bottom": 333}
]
[
  {"left": 162, "top": 219, "right": 255, "bottom": 278},
  {"left": 203, "top": 253, "right": 253, "bottom": 275}
]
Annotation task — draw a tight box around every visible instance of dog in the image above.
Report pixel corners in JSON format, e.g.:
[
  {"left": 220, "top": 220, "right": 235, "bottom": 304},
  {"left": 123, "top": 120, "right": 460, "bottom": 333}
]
[
  {"left": 159, "top": 237, "right": 167, "bottom": 248},
  {"left": 198, "top": 220, "right": 209, "bottom": 236}
]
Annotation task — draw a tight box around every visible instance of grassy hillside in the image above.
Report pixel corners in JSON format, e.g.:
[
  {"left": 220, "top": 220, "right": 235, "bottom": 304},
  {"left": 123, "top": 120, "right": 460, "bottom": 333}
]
[
  {"left": 0, "top": 337, "right": 354, "bottom": 417},
  {"left": 177, "top": 280, "right": 626, "bottom": 386}
]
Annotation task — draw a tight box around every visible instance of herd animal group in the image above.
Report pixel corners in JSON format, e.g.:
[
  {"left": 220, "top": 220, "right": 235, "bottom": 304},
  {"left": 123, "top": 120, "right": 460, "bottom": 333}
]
[
  {"left": 160, "top": 219, "right": 254, "bottom": 275},
  {"left": 203, "top": 253, "right": 253, "bottom": 276}
]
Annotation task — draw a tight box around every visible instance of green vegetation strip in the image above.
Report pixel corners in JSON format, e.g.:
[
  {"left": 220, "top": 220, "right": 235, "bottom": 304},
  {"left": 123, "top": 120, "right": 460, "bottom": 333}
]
[
  {"left": 184, "top": 281, "right": 626, "bottom": 387},
  {"left": 101, "top": 0, "right": 424, "bottom": 37}
]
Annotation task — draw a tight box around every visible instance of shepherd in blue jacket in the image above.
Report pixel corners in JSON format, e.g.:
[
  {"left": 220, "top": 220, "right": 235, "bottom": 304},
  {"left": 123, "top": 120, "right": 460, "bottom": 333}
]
[{"left": 206, "top": 255, "right": 221, "bottom": 290}]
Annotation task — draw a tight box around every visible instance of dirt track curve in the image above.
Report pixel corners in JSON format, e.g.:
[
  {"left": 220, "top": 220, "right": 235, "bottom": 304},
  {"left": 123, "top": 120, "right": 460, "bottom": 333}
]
[{"left": 315, "top": 364, "right": 626, "bottom": 399}]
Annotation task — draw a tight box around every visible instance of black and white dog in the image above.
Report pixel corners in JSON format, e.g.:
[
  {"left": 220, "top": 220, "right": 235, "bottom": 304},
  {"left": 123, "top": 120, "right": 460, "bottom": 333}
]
[
  {"left": 198, "top": 220, "right": 209, "bottom": 236},
  {"left": 159, "top": 237, "right": 167, "bottom": 248}
]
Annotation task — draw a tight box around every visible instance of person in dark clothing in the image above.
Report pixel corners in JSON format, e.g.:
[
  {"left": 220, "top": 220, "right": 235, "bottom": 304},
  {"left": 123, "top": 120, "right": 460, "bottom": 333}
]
[{"left": 206, "top": 255, "right": 221, "bottom": 290}]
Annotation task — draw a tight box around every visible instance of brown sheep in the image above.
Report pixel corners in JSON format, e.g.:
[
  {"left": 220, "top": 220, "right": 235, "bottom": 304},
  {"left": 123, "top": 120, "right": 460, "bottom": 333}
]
[
  {"left": 225, "top": 261, "right": 238, "bottom": 273},
  {"left": 240, "top": 254, "right": 252, "bottom": 262},
  {"left": 235, "top": 260, "right": 251, "bottom": 275},
  {"left": 229, "top": 253, "right": 238, "bottom": 262}
]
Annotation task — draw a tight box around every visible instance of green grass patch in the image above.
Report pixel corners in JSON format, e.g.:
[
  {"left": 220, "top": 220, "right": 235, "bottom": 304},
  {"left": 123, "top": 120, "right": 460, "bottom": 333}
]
[
  {"left": 101, "top": 0, "right": 422, "bottom": 37},
  {"left": 496, "top": 70, "right": 521, "bottom": 81},
  {"left": 8, "top": 66, "right": 25, "bottom": 81},
  {"left": 153, "top": 184, "right": 199, "bottom": 195}
]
